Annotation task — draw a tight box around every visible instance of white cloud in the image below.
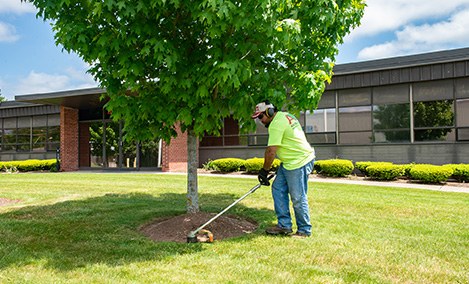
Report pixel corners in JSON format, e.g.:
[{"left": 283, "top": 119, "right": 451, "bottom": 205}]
[
  {"left": 357, "top": 8, "right": 469, "bottom": 60},
  {"left": 345, "top": 0, "right": 469, "bottom": 42},
  {"left": 0, "top": 0, "right": 37, "bottom": 14},
  {"left": 0, "top": 21, "right": 20, "bottom": 43},
  {"left": 12, "top": 69, "right": 97, "bottom": 96}
]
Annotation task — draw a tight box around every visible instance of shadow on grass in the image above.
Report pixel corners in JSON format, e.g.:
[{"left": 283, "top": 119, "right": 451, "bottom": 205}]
[{"left": 0, "top": 192, "right": 274, "bottom": 271}]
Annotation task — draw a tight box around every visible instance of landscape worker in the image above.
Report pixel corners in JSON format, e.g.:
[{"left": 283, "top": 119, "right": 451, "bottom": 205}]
[{"left": 251, "top": 100, "right": 315, "bottom": 238}]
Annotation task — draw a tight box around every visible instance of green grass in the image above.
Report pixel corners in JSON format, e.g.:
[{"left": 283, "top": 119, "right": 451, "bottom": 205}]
[{"left": 0, "top": 173, "right": 468, "bottom": 283}]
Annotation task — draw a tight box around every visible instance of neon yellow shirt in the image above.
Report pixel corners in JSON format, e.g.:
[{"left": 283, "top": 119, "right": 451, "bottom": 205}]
[{"left": 267, "top": 111, "right": 315, "bottom": 170}]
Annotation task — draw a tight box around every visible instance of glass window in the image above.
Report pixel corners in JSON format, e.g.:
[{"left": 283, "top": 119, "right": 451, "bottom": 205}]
[
  {"left": 305, "top": 109, "right": 336, "bottom": 133},
  {"left": 48, "top": 114, "right": 60, "bottom": 126},
  {"left": 414, "top": 100, "right": 454, "bottom": 128},
  {"left": 456, "top": 99, "right": 469, "bottom": 127},
  {"left": 33, "top": 115, "right": 47, "bottom": 127},
  {"left": 338, "top": 88, "right": 371, "bottom": 107},
  {"left": 373, "top": 104, "right": 410, "bottom": 130},
  {"left": 33, "top": 143, "right": 46, "bottom": 151},
  {"left": 374, "top": 130, "right": 410, "bottom": 143},
  {"left": 3, "top": 129, "right": 16, "bottom": 144},
  {"left": 48, "top": 126, "right": 60, "bottom": 143},
  {"left": 317, "top": 91, "right": 336, "bottom": 109},
  {"left": 339, "top": 132, "right": 373, "bottom": 144},
  {"left": 17, "top": 117, "right": 30, "bottom": 128},
  {"left": 339, "top": 106, "right": 372, "bottom": 132},
  {"left": 306, "top": 133, "right": 336, "bottom": 144},
  {"left": 415, "top": 129, "right": 455, "bottom": 142},
  {"left": 4, "top": 118, "right": 16, "bottom": 129},
  {"left": 413, "top": 80, "right": 453, "bottom": 102},
  {"left": 17, "top": 144, "right": 30, "bottom": 152},
  {"left": 200, "top": 136, "right": 223, "bottom": 147},
  {"left": 455, "top": 77, "right": 469, "bottom": 99},
  {"left": 17, "top": 128, "right": 30, "bottom": 144},
  {"left": 457, "top": 128, "right": 469, "bottom": 141},
  {"left": 373, "top": 84, "right": 409, "bottom": 105}
]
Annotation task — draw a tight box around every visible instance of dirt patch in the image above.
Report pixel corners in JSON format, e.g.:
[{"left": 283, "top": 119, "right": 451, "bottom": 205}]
[
  {"left": 0, "top": 198, "right": 21, "bottom": 207},
  {"left": 138, "top": 212, "right": 258, "bottom": 243}
]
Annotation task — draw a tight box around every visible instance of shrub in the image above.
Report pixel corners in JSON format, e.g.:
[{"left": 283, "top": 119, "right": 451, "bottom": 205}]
[
  {"left": 409, "top": 164, "right": 454, "bottom": 183},
  {"left": 314, "top": 160, "right": 324, "bottom": 173},
  {"left": 355, "top": 161, "right": 393, "bottom": 176},
  {"left": 398, "top": 163, "right": 416, "bottom": 177},
  {"left": 211, "top": 158, "right": 245, "bottom": 172},
  {"left": 445, "top": 164, "right": 469, "bottom": 181},
  {"left": 0, "top": 159, "right": 57, "bottom": 172},
  {"left": 202, "top": 159, "right": 219, "bottom": 171},
  {"left": 318, "top": 159, "right": 354, "bottom": 177},
  {"left": 244, "top": 157, "right": 281, "bottom": 173},
  {"left": 367, "top": 164, "right": 405, "bottom": 180}
]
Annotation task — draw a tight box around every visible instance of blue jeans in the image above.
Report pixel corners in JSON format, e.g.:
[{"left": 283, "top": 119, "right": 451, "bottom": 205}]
[{"left": 271, "top": 160, "right": 314, "bottom": 235}]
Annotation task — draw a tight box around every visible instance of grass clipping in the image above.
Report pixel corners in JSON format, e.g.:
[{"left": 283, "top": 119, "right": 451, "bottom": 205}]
[{"left": 138, "top": 212, "right": 258, "bottom": 243}]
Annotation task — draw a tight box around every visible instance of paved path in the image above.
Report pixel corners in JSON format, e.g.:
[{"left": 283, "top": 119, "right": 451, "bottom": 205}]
[{"left": 75, "top": 170, "right": 469, "bottom": 194}]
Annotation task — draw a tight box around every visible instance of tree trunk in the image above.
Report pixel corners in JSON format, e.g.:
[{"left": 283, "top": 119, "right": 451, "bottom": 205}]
[{"left": 186, "top": 127, "right": 199, "bottom": 213}]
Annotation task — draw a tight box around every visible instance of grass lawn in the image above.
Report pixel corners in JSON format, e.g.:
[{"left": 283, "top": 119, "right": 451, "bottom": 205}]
[{"left": 0, "top": 173, "right": 468, "bottom": 283}]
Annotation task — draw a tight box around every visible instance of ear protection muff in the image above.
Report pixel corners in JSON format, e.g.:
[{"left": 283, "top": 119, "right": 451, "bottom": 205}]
[{"left": 265, "top": 107, "right": 275, "bottom": 118}]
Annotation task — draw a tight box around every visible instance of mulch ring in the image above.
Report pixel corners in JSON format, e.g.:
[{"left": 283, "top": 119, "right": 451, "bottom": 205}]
[
  {"left": 138, "top": 211, "right": 258, "bottom": 243},
  {"left": 0, "top": 198, "right": 22, "bottom": 207}
]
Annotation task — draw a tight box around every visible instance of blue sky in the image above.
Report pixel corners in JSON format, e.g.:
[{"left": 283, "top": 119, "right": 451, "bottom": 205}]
[{"left": 1, "top": 0, "right": 469, "bottom": 101}]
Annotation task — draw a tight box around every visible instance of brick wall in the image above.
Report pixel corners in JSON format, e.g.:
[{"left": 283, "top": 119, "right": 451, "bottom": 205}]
[
  {"left": 161, "top": 123, "right": 198, "bottom": 172},
  {"left": 60, "top": 106, "right": 79, "bottom": 171},
  {"left": 79, "top": 122, "right": 90, "bottom": 167}
]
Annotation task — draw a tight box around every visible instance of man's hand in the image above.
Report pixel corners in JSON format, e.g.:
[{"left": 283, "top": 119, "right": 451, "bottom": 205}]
[{"left": 258, "top": 168, "right": 270, "bottom": 186}]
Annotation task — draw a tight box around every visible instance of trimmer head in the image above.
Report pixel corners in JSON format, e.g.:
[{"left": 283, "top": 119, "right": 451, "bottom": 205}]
[
  {"left": 186, "top": 235, "right": 198, "bottom": 243},
  {"left": 187, "top": 229, "right": 213, "bottom": 243}
]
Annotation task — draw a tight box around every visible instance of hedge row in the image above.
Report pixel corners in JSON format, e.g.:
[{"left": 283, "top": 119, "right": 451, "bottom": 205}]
[
  {"left": 355, "top": 161, "right": 469, "bottom": 183},
  {"left": 0, "top": 159, "right": 58, "bottom": 172},
  {"left": 205, "top": 158, "right": 469, "bottom": 184}
]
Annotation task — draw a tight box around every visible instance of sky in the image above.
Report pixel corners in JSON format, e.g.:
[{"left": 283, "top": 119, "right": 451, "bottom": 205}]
[{"left": 1, "top": 0, "right": 469, "bottom": 101}]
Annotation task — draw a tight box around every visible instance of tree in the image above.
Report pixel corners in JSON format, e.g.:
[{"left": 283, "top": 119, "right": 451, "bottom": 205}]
[
  {"left": 414, "top": 100, "right": 454, "bottom": 141},
  {"left": 27, "top": 0, "right": 365, "bottom": 213},
  {"left": 0, "top": 89, "right": 5, "bottom": 102}
]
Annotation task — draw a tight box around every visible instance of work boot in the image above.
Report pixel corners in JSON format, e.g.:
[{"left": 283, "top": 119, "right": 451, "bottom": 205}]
[
  {"left": 290, "top": 232, "right": 311, "bottom": 239},
  {"left": 265, "top": 225, "right": 293, "bottom": 235}
]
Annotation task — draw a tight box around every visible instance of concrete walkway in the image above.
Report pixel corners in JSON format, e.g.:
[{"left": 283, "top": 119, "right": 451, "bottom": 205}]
[{"left": 75, "top": 170, "right": 469, "bottom": 194}]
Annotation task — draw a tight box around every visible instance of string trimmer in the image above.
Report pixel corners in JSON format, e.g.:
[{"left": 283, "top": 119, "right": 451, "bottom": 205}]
[{"left": 187, "top": 174, "right": 275, "bottom": 243}]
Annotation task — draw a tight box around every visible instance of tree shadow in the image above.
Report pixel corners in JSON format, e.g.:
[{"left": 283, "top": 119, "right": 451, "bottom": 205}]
[{"left": 0, "top": 192, "right": 275, "bottom": 271}]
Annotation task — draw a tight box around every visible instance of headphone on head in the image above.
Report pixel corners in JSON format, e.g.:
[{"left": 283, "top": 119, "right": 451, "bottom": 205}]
[{"left": 264, "top": 100, "right": 276, "bottom": 118}]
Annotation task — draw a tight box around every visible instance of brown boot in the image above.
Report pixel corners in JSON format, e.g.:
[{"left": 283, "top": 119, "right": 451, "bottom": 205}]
[{"left": 265, "top": 225, "right": 293, "bottom": 235}]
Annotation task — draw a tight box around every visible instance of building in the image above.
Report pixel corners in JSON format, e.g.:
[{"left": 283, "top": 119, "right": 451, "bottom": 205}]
[{"left": 1, "top": 48, "right": 469, "bottom": 171}]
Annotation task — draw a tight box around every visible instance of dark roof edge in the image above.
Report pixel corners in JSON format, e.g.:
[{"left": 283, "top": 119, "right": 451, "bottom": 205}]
[
  {"left": 333, "top": 47, "right": 469, "bottom": 75},
  {"left": 15, "top": 87, "right": 106, "bottom": 102},
  {"left": 0, "top": 101, "right": 42, "bottom": 109}
]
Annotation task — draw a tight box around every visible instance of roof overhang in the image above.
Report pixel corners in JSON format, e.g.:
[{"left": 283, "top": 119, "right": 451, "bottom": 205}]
[{"left": 15, "top": 87, "right": 108, "bottom": 110}]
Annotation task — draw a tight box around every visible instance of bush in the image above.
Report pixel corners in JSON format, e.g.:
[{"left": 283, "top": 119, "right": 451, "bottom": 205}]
[
  {"left": 398, "top": 163, "right": 416, "bottom": 177},
  {"left": 318, "top": 159, "right": 354, "bottom": 177},
  {"left": 409, "top": 164, "right": 454, "bottom": 183},
  {"left": 211, "top": 158, "right": 245, "bottom": 172},
  {"left": 445, "top": 164, "right": 469, "bottom": 181},
  {"left": 0, "top": 159, "right": 57, "bottom": 172},
  {"left": 244, "top": 157, "right": 281, "bottom": 173},
  {"left": 355, "top": 161, "right": 393, "bottom": 176},
  {"left": 367, "top": 164, "right": 405, "bottom": 180}
]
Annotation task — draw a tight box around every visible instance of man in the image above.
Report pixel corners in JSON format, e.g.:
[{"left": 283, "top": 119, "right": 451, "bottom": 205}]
[{"left": 251, "top": 100, "right": 315, "bottom": 238}]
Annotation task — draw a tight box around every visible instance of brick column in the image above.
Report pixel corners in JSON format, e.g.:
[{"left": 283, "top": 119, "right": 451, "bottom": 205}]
[
  {"left": 60, "top": 106, "right": 79, "bottom": 171},
  {"left": 79, "top": 122, "right": 90, "bottom": 167},
  {"left": 161, "top": 123, "right": 199, "bottom": 172}
]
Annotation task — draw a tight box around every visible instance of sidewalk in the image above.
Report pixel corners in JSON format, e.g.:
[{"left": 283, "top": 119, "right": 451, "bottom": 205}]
[{"left": 78, "top": 170, "right": 469, "bottom": 194}]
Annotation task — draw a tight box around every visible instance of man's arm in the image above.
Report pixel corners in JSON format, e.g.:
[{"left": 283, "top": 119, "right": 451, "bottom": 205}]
[{"left": 263, "top": 146, "right": 278, "bottom": 171}]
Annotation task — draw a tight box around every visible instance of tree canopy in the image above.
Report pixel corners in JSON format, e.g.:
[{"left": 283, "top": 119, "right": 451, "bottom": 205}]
[{"left": 27, "top": 0, "right": 365, "bottom": 141}]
